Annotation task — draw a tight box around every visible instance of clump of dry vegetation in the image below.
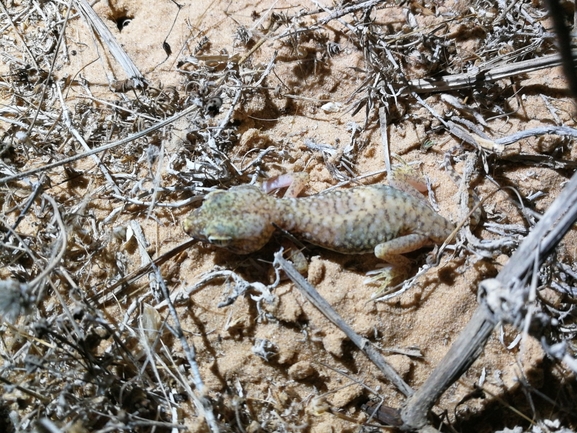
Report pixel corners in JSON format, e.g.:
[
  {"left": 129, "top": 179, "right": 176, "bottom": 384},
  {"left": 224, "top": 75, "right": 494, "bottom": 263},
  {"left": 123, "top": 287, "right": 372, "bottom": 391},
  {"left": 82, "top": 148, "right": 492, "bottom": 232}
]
[{"left": 1, "top": 0, "right": 577, "bottom": 432}]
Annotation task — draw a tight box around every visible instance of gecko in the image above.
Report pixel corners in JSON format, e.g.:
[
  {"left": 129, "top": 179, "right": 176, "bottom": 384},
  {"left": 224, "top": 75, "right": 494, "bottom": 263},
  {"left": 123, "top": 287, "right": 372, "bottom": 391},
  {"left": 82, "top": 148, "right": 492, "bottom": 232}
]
[{"left": 183, "top": 177, "right": 454, "bottom": 275}]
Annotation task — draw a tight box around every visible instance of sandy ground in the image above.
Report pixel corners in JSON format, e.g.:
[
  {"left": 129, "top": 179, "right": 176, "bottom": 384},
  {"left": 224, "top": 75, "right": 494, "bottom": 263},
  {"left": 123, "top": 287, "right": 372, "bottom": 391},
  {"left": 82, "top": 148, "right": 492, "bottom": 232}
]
[{"left": 1, "top": 0, "right": 576, "bottom": 432}]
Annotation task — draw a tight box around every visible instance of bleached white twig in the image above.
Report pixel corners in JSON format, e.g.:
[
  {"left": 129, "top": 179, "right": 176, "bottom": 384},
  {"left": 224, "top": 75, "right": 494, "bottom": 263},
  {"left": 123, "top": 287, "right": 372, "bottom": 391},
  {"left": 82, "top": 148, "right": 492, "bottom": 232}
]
[
  {"left": 155, "top": 262, "right": 220, "bottom": 433},
  {"left": 74, "top": 0, "right": 145, "bottom": 86}
]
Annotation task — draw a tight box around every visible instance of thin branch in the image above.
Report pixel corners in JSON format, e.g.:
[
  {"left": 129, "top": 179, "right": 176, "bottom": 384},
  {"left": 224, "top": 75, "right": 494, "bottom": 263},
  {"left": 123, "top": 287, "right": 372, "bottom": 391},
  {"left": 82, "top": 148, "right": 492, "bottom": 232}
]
[
  {"left": 400, "top": 168, "right": 577, "bottom": 431},
  {"left": 0, "top": 104, "right": 200, "bottom": 185},
  {"left": 155, "top": 262, "right": 220, "bottom": 433},
  {"left": 406, "top": 51, "right": 573, "bottom": 94},
  {"left": 274, "top": 251, "right": 413, "bottom": 399}
]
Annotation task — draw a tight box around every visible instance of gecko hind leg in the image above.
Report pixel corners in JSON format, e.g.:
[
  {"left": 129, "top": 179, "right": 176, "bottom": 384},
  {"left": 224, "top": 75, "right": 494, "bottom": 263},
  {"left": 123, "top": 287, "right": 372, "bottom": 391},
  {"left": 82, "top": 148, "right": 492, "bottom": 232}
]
[
  {"left": 366, "top": 233, "right": 434, "bottom": 294},
  {"left": 364, "top": 262, "right": 410, "bottom": 295}
]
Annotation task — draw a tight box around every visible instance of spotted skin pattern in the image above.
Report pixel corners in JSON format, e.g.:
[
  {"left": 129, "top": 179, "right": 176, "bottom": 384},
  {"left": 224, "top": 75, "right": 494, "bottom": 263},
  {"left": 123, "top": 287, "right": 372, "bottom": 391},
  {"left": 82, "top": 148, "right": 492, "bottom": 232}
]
[{"left": 183, "top": 184, "right": 454, "bottom": 266}]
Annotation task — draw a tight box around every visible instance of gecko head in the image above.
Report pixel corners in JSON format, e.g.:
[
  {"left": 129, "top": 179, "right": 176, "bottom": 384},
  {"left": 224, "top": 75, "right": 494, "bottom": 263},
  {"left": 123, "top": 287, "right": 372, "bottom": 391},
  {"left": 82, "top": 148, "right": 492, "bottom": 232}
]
[{"left": 183, "top": 187, "right": 276, "bottom": 254}]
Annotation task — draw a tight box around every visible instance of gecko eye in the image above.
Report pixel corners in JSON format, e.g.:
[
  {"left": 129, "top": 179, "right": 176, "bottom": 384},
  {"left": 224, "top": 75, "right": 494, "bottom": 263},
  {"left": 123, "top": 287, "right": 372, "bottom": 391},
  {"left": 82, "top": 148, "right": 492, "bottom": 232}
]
[{"left": 207, "top": 236, "right": 232, "bottom": 247}]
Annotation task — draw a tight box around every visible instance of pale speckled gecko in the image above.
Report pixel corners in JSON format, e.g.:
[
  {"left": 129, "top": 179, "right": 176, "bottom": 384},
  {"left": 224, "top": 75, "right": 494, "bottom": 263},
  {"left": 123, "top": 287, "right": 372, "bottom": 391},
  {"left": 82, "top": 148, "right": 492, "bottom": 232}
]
[{"left": 183, "top": 179, "right": 454, "bottom": 268}]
